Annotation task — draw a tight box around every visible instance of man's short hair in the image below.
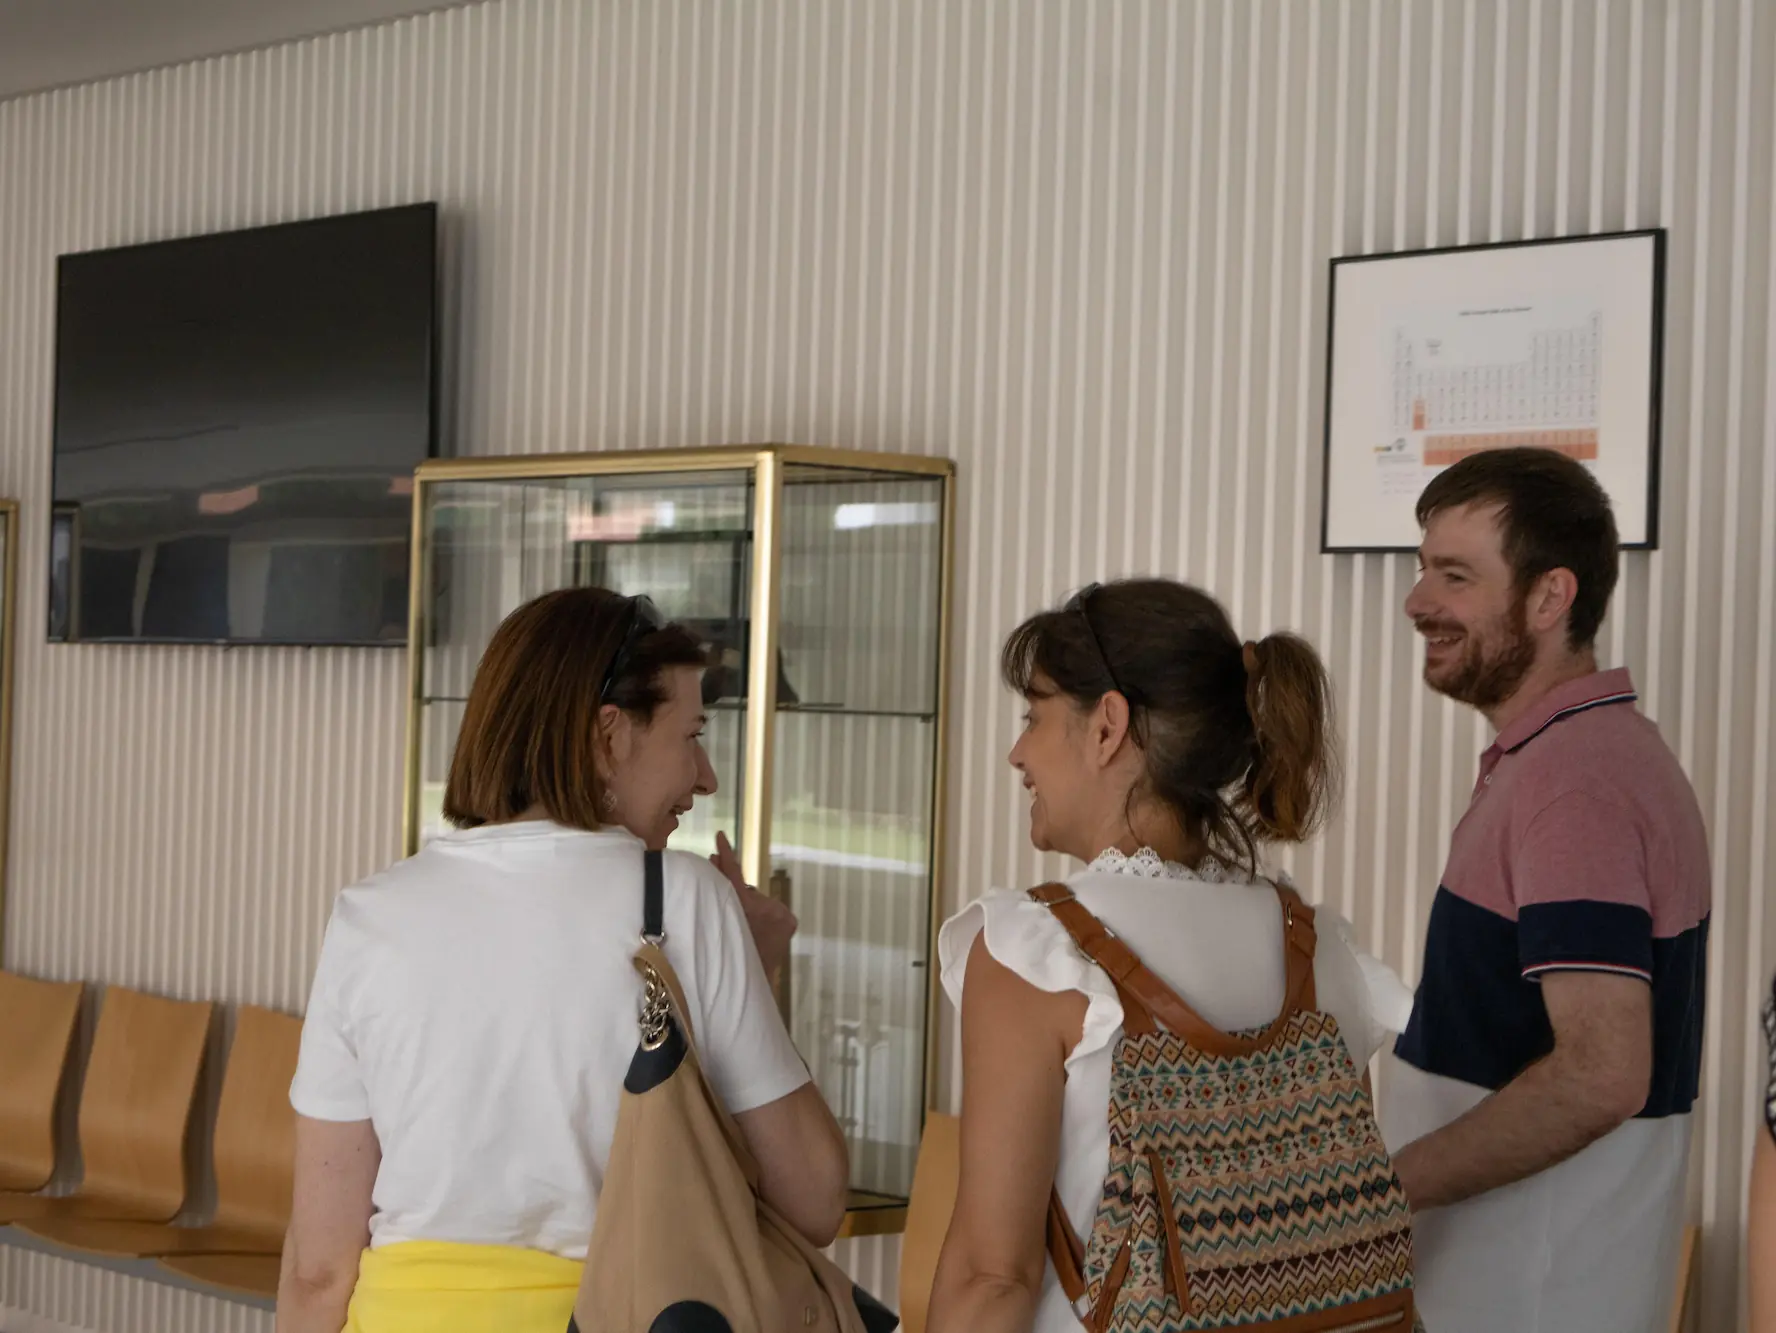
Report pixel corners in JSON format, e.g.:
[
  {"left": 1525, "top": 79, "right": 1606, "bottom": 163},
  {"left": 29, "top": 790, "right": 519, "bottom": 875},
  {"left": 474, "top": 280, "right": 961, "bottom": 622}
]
[{"left": 1416, "top": 447, "right": 1620, "bottom": 649}]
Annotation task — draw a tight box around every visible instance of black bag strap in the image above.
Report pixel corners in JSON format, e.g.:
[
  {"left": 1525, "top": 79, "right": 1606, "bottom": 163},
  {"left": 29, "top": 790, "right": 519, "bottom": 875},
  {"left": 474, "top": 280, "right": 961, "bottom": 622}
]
[{"left": 643, "top": 848, "right": 665, "bottom": 944}]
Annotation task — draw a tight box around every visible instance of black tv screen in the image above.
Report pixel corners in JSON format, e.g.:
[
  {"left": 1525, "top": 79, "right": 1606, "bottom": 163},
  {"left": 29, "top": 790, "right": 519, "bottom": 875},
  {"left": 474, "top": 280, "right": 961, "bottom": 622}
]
[{"left": 49, "top": 202, "right": 439, "bottom": 645}]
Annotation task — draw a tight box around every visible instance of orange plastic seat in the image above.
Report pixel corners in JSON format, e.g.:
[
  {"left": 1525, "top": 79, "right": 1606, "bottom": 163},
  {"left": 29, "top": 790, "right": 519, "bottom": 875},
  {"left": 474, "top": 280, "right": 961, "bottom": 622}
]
[
  {"left": 0, "top": 971, "right": 85, "bottom": 1194},
  {"left": 1, "top": 986, "right": 212, "bottom": 1228},
  {"left": 20, "top": 1004, "right": 298, "bottom": 1258}
]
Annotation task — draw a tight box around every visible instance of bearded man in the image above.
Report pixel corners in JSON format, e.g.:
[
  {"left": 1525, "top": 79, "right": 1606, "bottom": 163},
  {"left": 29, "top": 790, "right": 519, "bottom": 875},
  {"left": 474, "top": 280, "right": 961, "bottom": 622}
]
[{"left": 1383, "top": 447, "right": 1711, "bottom": 1333}]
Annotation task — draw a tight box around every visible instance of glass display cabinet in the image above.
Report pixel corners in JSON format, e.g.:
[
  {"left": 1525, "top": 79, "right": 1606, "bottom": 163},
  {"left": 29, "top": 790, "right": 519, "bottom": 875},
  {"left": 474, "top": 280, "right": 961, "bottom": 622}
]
[{"left": 403, "top": 447, "right": 954, "bottom": 1235}]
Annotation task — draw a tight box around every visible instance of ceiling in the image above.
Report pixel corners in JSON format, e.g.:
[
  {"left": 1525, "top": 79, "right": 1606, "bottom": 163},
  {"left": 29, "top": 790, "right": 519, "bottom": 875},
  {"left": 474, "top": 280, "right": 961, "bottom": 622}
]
[{"left": 0, "top": 0, "right": 470, "bottom": 100}]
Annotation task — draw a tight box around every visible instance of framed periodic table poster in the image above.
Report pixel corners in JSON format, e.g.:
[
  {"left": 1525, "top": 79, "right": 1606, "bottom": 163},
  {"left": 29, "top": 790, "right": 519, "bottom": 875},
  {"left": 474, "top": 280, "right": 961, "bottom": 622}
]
[{"left": 1320, "top": 230, "right": 1666, "bottom": 553}]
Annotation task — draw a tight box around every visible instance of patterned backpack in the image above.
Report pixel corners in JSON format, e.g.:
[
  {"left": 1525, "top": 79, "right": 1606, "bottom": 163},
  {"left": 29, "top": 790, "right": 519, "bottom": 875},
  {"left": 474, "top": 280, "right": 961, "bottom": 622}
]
[{"left": 1029, "top": 880, "right": 1418, "bottom": 1333}]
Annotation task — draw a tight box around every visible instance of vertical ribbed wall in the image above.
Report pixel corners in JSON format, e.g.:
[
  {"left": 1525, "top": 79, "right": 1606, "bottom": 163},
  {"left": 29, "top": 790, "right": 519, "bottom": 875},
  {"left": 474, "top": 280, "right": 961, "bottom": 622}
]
[{"left": 0, "top": 2, "right": 1770, "bottom": 1329}]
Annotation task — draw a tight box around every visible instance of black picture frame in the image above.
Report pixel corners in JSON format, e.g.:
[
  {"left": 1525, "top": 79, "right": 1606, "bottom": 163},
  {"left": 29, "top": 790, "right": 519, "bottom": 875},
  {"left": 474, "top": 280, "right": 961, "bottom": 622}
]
[{"left": 1320, "top": 228, "right": 1667, "bottom": 554}]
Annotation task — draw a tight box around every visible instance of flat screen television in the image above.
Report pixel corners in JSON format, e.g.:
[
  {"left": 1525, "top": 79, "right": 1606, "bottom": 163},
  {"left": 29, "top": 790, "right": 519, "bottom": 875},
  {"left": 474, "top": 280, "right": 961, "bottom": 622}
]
[{"left": 49, "top": 202, "right": 439, "bottom": 646}]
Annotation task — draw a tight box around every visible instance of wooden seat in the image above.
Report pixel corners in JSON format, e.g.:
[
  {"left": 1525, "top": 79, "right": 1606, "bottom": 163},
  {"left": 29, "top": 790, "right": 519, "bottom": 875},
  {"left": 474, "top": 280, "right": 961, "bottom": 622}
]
[
  {"left": 157, "top": 1252, "right": 281, "bottom": 1300},
  {"left": 1, "top": 986, "right": 212, "bottom": 1228},
  {"left": 19, "top": 1005, "right": 299, "bottom": 1258},
  {"left": 898, "top": 1111, "right": 960, "bottom": 1333},
  {"left": 0, "top": 971, "right": 84, "bottom": 1194}
]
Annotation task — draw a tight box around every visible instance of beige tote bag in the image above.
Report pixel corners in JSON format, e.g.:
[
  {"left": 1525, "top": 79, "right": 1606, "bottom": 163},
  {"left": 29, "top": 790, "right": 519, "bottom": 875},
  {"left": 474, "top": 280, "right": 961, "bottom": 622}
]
[{"left": 573, "top": 850, "right": 897, "bottom": 1333}]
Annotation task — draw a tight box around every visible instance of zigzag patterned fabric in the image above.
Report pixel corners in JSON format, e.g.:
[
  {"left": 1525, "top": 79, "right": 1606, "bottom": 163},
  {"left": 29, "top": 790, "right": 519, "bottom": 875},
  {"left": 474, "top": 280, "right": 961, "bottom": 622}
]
[{"left": 1081, "top": 1010, "right": 1417, "bottom": 1331}]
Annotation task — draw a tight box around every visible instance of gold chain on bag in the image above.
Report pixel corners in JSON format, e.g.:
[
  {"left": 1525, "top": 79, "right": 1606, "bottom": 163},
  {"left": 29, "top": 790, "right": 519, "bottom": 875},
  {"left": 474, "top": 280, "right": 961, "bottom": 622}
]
[{"left": 639, "top": 961, "right": 672, "bottom": 1051}]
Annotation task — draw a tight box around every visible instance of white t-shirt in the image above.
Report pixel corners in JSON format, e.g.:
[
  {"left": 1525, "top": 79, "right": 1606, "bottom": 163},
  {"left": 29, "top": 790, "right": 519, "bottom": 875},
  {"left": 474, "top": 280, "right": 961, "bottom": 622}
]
[
  {"left": 289, "top": 821, "right": 810, "bottom": 1259},
  {"left": 1380, "top": 1060, "right": 1689, "bottom": 1333},
  {"left": 938, "top": 848, "right": 1415, "bottom": 1333}
]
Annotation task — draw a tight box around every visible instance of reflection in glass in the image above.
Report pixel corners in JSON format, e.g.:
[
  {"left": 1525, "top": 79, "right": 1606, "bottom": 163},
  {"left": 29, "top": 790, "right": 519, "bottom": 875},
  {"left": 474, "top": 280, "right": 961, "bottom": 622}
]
[{"left": 771, "top": 468, "right": 943, "bottom": 1199}]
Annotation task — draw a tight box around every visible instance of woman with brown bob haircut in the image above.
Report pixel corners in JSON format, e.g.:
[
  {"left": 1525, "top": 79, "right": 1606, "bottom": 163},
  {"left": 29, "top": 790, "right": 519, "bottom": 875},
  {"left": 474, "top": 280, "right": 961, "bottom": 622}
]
[{"left": 278, "top": 587, "right": 848, "bottom": 1333}]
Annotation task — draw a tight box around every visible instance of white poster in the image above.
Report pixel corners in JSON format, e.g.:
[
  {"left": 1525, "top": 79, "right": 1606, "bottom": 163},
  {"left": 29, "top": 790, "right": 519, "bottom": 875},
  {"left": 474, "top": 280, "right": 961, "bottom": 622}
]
[{"left": 1322, "top": 232, "right": 1663, "bottom": 551}]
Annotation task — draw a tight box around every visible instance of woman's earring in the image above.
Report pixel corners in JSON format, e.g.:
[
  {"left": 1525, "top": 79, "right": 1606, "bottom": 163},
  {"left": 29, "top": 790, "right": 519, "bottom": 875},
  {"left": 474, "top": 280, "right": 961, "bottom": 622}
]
[{"left": 600, "top": 788, "right": 618, "bottom": 818}]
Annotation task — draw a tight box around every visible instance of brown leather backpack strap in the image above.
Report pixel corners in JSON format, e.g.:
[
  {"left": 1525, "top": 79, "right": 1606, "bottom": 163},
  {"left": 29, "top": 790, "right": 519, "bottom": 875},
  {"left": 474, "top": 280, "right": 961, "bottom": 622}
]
[
  {"left": 1230, "top": 881, "right": 1324, "bottom": 1052},
  {"left": 1025, "top": 886, "right": 1117, "bottom": 1308},
  {"left": 1273, "top": 880, "right": 1319, "bottom": 1013},
  {"left": 1028, "top": 884, "right": 1256, "bottom": 1057},
  {"left": 1027, "top": 883, "right": 1155, "bottom": 1036},
  {"left": 1045, "top": 1187, "right": 1088, "bottom": 1305},
  {"left": 1029, "top": 878, "right": 1330, "bottom": 1059}
]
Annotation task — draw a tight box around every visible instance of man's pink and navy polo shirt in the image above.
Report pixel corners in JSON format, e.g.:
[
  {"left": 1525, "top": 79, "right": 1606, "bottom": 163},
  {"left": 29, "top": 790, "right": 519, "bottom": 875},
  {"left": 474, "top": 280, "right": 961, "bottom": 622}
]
[{"left": 1382, "top": 667, "right": 1711, "bottom": 1333}]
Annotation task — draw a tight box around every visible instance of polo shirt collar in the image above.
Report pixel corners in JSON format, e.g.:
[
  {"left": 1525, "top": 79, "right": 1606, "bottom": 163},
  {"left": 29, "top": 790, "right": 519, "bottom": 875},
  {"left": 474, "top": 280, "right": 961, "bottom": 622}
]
[{"left": 1492, "top": 667, "right": 1638, "bottom": 755}]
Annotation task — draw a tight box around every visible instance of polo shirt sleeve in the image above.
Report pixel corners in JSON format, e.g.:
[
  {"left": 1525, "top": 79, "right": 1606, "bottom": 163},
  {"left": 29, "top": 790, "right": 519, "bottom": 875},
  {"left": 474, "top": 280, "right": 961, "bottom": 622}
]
[
  {"left": 288, "top": 914, "right": 373, "bottom": 1122},
  {"left": 1513, "top": 789, "right": 1655, "bottom": 985}
]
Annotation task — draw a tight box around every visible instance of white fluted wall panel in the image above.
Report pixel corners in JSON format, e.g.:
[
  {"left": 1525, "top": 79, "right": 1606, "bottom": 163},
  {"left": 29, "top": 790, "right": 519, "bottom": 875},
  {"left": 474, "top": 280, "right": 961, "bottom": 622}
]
[{"left": 2, "top": 2, "right": 1772, "bottom": 1330}]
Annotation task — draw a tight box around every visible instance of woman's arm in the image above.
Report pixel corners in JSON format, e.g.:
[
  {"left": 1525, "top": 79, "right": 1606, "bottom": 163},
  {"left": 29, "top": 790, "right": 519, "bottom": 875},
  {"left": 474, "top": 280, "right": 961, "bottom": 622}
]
[
  {"left": 927, "top": 934, "right": 1086, "bottom": 1333},
  {"left": 705, "top": 833, "right": 848, "bottom": 1245},
  {"left": 276, "top": 1115, "right": 380, "bottom": 1333},
  {"left": 734, "top": 1083, "right": 850, "bottom": 1247}
]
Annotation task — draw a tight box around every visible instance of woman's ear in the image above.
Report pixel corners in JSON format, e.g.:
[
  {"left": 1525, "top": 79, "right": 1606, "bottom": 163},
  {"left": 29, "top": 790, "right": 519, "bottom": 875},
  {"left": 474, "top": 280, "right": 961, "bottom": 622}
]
[
  {"left": 1088, "top": 691, "right": 1134, "bottom": 769},
  {"left": 597, "top": 702, "right": 633, "bottom": 774}
]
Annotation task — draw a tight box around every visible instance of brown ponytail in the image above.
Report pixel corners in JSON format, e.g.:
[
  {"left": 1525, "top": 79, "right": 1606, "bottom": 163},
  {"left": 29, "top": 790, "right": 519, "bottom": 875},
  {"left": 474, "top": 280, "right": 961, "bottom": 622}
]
[
  {"left": 1002, "top": 578, "right": 1341, "bottom": 877},
  {"left": 1239, "top": 633, "right": 1339, "bottom": 843}
]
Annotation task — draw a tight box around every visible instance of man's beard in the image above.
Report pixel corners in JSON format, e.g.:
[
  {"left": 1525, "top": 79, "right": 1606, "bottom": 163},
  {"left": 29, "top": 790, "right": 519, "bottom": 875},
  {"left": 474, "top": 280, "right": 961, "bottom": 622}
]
[{"left": 1420, "top": 592, "right": 1536, "bottom": 710}]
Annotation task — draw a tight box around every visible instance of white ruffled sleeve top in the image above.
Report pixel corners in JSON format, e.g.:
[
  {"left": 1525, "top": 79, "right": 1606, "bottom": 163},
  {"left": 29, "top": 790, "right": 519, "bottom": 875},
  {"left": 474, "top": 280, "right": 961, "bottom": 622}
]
[{"left": 938, "top": 848, "right": 1416, "bottom": 1333}]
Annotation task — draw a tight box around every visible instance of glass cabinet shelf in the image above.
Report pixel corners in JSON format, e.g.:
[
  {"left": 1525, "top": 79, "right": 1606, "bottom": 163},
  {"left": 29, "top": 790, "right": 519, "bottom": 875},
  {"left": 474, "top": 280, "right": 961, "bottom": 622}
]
[{"left": 402, "top": 446, "right": 955, "bottom": 1229}]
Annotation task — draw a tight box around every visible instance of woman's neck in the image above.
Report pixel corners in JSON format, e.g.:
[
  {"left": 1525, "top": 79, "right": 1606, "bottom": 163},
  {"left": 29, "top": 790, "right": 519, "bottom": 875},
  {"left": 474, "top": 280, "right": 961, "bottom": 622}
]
[
  {"left": 490, "top": 804, "right": 553, "bottom": 826},
  {"left": 1090, "top": 808, "right": 1205, "bottom": 869}
]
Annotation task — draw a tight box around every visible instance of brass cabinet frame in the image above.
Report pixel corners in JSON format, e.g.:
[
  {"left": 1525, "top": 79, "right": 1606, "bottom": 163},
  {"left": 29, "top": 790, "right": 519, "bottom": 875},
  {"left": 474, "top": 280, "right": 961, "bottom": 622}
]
[{"left": 401, "top": 447, "right": 955, "bottom": 1235}]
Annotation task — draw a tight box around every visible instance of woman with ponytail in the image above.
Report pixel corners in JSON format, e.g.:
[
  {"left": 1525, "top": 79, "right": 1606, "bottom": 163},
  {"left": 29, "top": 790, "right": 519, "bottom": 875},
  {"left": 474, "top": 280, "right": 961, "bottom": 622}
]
[{"left": 927, "top": 579, "right": 1415, "bottom": 1333}]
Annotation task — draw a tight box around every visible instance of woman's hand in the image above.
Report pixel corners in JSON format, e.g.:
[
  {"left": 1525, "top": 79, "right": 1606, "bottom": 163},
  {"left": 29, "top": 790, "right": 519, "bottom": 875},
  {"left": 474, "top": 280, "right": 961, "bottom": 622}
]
[{"left": 711, "top": 831, "right": 798, "bottom": 977}]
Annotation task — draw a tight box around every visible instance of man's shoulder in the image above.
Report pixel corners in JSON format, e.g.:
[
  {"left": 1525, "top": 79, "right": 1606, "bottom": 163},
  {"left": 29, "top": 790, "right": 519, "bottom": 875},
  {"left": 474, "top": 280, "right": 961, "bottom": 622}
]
[{"left": 1510, "top": 705, "right": 1699, "bottom": 816}]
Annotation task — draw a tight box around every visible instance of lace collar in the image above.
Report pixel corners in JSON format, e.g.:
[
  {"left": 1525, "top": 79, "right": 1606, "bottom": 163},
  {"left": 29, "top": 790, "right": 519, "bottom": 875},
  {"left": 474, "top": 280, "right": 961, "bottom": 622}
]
[{"left": 1084, "top": 846, "right": 1243, "bottom": 883}]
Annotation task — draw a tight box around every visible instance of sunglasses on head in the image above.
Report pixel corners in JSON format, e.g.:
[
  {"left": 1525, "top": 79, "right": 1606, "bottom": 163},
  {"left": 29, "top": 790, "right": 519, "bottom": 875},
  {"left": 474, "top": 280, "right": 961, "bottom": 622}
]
[
  {"left": 599, "top": 594, "right": 666, "bottom": 704},
  {"left": 1063, "top": 582, "right": 1134, "bottom": 703}
]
